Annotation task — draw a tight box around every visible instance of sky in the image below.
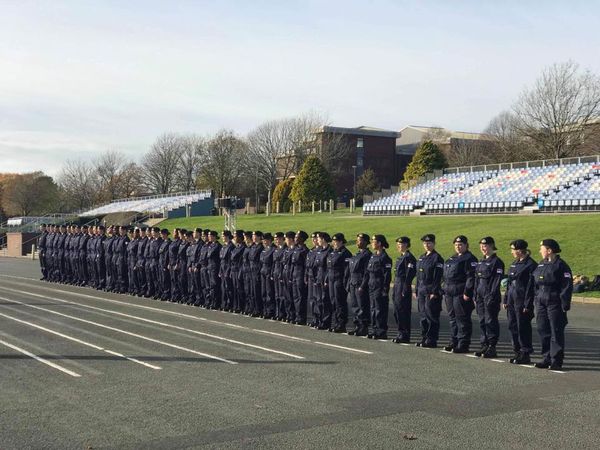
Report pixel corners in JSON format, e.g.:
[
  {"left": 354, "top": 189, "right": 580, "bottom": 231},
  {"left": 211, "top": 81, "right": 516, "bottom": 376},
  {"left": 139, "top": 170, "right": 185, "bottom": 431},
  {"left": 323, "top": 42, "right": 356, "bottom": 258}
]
[{"left": 1, "top": 0, "right": 599, "bottom": 175}]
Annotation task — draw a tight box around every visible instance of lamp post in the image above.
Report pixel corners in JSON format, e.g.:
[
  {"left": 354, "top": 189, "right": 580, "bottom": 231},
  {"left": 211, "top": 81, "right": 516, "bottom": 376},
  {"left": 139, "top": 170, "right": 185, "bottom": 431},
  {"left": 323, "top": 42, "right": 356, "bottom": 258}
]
[{"left": 352, "top": 165, "right": 357, "bottom": 202}]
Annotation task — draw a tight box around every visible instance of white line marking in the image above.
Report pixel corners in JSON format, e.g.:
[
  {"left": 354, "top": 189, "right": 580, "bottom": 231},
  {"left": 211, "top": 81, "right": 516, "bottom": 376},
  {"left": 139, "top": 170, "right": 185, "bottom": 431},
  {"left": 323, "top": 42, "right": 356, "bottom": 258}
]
[
  {"left": 491, "top": 359, "right": 505, "bottom": 363},
  {"left": 0, "top": 291, "right": 304, "bottom": 360},
  {"left": 0, "top": 282, "right": 374, "bottom": 355},
  {"left": 550, "top": 370, "right": 566, "bottom": 374},
  {"left": 0, "top": 294, "right": 237, "bottom": 365},
  {"left": 312, "top": 341, "right": 373, "bottom": 354},
  {"left": 0, "top": 337, "right": 81, "bottom": 377},
  {"left": 465, "top": 354, "right": 479, "bottom": 358},
  {"left": 0, "top": 308, "right": 162, "bottom": 370}
]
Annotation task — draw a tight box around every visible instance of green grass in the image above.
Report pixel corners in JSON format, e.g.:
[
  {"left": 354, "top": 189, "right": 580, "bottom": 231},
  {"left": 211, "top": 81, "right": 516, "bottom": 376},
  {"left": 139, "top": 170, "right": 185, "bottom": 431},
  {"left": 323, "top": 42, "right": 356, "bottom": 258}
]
[{"left": 161, "top": 212, "right": 600, "bottom": 278}]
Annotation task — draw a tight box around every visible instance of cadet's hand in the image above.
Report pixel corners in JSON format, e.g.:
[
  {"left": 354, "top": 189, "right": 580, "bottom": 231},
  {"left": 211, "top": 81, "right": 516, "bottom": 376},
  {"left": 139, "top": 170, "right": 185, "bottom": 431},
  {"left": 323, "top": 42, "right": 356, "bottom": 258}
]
[
  {"left": 522, "top": 308, "right": 529, "bottom": 314},
  {"left": 463, "top": 295, "right": 470, "bottom": 301},
  {"left": 358, "top": 287, "right": 363, "bottom": 292},
  {"left": 502, "top": 303, "right": 508, "bottom": 310},
  {"left": 429, "top": 294, "right": 436, "bottom": 300}
]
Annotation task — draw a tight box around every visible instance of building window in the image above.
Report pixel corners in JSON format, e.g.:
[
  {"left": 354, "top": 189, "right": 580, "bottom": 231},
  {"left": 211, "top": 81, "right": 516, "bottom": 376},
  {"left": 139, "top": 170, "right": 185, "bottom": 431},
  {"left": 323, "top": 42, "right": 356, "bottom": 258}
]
[
  {"left": 357, "top": 138, "right": 364, "bottom": 148},
  {"left": 357, "top": 154, "right": 364, "bottom": 167}
]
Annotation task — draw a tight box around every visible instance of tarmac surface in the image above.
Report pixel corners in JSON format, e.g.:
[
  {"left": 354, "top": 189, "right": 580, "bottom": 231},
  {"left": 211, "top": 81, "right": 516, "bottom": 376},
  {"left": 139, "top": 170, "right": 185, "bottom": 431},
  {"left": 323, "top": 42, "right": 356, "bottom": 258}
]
[{"left": 1, "top": 257, "right": 600, "bottom": 449}]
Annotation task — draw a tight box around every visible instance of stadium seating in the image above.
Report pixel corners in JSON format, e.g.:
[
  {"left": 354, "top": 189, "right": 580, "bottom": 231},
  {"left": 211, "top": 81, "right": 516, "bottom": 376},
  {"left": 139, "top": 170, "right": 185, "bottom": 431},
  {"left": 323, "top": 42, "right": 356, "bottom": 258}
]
[
  {"left": 80, "top": 191, "right": 213, "bottom": 216},
  {"left": 363, "top": 160, "right": 600, "bottom": 215}
]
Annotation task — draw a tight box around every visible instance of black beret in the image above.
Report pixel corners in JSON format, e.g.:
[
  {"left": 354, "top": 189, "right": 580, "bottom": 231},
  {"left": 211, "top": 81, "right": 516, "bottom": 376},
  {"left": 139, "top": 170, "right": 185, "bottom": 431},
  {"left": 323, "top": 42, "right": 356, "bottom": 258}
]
[
  {"left": 274, "top": 232, "right": 285, "bottom": 238},
  {"left": 253, "top": 231, "right": 263, "bottom": 237},
  {"left": 317, "top": 231, "right": 331, "bottom": 243},
  {"left": 160, "top": 228, "right": 170, "bottom": 235},
  {"left": 152, "top": 227, "right": 160, "bottom": 233},
  {"left": 332, "top": 233, "right": 346, "bottom": 243},
  {"left": 185, "top": 230, "right": 193, "bottom": 237},
  {"left": 222, "top": 230, "right": 233, "bottom": 239},
  {"left": 234, "top": 230, "right": 245, "bottom": 239},
  {"left": 208, "top": 230, "right": 219, "bottom": 237},
  {"left": 396, "top": 236, "right": 411, "bottom": 245},
  {"left": 356, "top": 233, "right": 370, "bottom": 241},
  {"left": 195, "top": 227, "right": 202, "bottom": 233},
  {"left": 296, "top": 230, "right": 308, "bottom": 241},
  {"left": 373, "top": 234, "right": 389, "bottom": 249},
  {"left": 263, "top": 232, "right": 273, "bottom": 241},
  {"left": 98, "top": 225, "right": 105, "bottom": 231},
  {"left": 510, "top": 239, "right": 528, "bottom": 251},
  {"left": 203, "top": 229, "right": 211, "bottom": 234},
  {"left": 479, "top": 236, "right": 497, "bottom": 250},
  {"left": 421, "top": 234, "right": 435, "bottom": 242},
  {"left": 453, "top": 235, "right": 468, "bottom": 244},
  {"left": 541, "top": 239, "right": 561, "bottom": 253},
  {"left": 140, "top": 227, "right": 147, "bottom": 231},
  {"left": 179, "top": 228, "right": 187, "bottom": 234},
  {"left": 311, "top": 231, "right": 320, "bottom": 239},
  {"left": 285, "top": 231, "right": 296, "bottom": 239},
  {"left": 82, "top": 225, "right": 88, "bottom": 229},
  {"left": 244, "top": 231, "right": 253, "bottom": 238}
]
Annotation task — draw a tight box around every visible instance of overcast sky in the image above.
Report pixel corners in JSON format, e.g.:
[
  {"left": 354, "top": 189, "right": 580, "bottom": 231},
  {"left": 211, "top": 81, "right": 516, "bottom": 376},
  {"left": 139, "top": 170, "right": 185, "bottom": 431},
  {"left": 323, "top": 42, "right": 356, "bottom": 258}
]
[{"left": 1, "top": 0, "right": 599, "bottom": 175}]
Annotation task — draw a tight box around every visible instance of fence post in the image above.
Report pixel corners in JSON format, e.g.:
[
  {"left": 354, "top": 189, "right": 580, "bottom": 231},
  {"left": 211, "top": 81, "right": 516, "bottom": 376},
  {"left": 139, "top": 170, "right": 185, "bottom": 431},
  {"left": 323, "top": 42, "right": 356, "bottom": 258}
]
[
  {"left": 292, "top": 202, "right": 296, "bottom": 216},
  {"left": 266, "top": 201, "right": 270, "bottom": 217},
  {"left": 329, "top": 199, "right": 334, "bottom": 214},
  {"left": 276, "top": 201, "right": 280, "bottom": 214},
  {"left": 298, "top": 201, "right": 301, "bottom": 213},
  {"left": 312, "top": 201, "right": 315, "bottom": 214},
  {"left": 32, "top": 244, "right": 36, "bottom": 260}
]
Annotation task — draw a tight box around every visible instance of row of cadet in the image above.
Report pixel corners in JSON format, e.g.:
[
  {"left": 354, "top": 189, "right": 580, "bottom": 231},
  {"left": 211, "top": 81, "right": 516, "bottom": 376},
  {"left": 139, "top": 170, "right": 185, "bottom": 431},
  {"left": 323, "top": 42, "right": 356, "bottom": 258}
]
[{"left": 37, "top": 223, "right": 573, "bottom": 370}]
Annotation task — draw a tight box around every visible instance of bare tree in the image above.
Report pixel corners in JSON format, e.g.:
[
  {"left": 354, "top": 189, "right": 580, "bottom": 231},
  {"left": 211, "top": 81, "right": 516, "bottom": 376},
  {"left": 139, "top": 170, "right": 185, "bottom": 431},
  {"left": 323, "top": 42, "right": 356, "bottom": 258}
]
[
  {"left": 177, "top": 134, "right": 205, "bottom": 191},
  {"left": 119, "top": 162, "right": 143, "bottom": 198},
  {"left": 513, "top": 61, "right": 600, "bottom": 159},
  {"left": 57, "top": 160, "right": 98, "bottom": 212},
  {"left": 198, "top": 129, "right": 247, "bottom": 197},
  {"left": 94, "top": 150, "right": 133, "bottom": 201},
  {"left": 247, "top": 113, "right": 324, "bottom": 195},
  {"left": 447, "top": 139, "right": 493, "bottom": 167},
  {"left": 483, "top": 111, "right": 531, "bottom": 162},
  {"left": 141, "top": 133, "right": 182, "bottom": 194}
]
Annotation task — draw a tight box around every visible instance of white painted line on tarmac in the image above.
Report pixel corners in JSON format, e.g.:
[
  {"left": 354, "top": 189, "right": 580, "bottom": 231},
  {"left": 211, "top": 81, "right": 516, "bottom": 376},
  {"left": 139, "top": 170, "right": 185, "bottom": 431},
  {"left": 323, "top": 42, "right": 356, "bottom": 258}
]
[
  {"left": 312, "top": 341, "right": 373, "bottom": 354},
  {"left": 0, "top": 337, "right": 81, "bottom": 378},
  {"left": 0, "top": 289, "right": 304, "bottom": 361},
  {"left": 465, "top": 354, "right": 480, "bottom": 358},
  {"left": 0, "top": 306, "right": 162, "bottom": 370},
  {"left": 0, "top": 293, "right": 237, "bottom": 365},
  {"left": 1, "top": 282, "right": 375, "bottom": 356},
  {"left": 550, "top": 370, "right": 566, "bottom": 374},
  {"left": 491, "top": 359, "right": 505, "bottom": 363}
]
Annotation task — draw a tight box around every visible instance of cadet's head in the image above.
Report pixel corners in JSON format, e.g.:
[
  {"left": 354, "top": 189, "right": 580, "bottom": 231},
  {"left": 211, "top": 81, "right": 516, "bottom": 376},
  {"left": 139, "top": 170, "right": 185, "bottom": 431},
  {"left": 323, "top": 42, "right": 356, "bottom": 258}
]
[
  {"left": 40, "top": 224, "right": 47, "bottom": 231},
  {"left": 274, "top": 232, "right": 285, "bottom": 246},
  {"left": 193, "top": 228, "right": 201, "bottom": 240},
  {"left": 262, "top": 232, "right": 273, "bottom": 246},
  {"left": 396, "top": 236, "right": 410, "bottom": 253},
  {"left": 222, "top": 230, "right": 232, "bottom": 242},
  {"left": 371, "top": 234, "right": 389, "bottom": 251},
  {"left": 178, "top": 229, "right": 186, "bottom": 239},
  {"left": 331, "top": 233, "right": 346, "bottom": 250},
  {"left": 118, "top": 226, "right": 126, "bottom": 236},
  {"left": 284, "top": 231, "right": 295, "bottom": 246},
  {"left": 253, "top": 231, "right": 263, "bottom": 244},
  {"left": 173, "top": 228, "right": 180, "bottom": 239},
  {"left": 145, "top": 228, "right": 152, "bottom": 237},
  {"left": 453, "top": 235, "right": 468, "bottom": 254},
  {"left": 479, "top": 236, "right": 496, "bottom": 256},
  {"left": 134, "top": 228, "right": 141, "bottom": 237},
  {"left": 203, "top": 229, "right": 210, "bottom": 240},
  {"left": 208, "top": 230, "right": 219, "bottom": 242},
  {"left": 540, "top": 239, "right": 561, "bottom": 259},
  {"left": 356, "top": 233, "right": 369, "bottom": 249},
  {"left": 311, "top": 232, "right": 319, "bottom": 246},
  {"left": 317, "top": 232, "right": 331, "bottom": 247},
  {"left": 244, "top": 231, "right": 253, "bottom": 244},
  {"left": 161, "top": 228, "right": 170, "bottom": 239},
  {"left": 185, "top": 230, "right": 194, "bottom": 241},
  {"left": 421, "top": 234, "right": 436, "bottom": 252},
  {"left": 510, "top": 239, "right": 528, "bottom": 259},
  {"left": 295, "top": 230, "right": 308, "bottom": 245},
  {"left": 98, "top": 225, "right": 106, "bottom": 234},
  {"left": 234, "top": 230, "right": 244, "bottom": 244}
]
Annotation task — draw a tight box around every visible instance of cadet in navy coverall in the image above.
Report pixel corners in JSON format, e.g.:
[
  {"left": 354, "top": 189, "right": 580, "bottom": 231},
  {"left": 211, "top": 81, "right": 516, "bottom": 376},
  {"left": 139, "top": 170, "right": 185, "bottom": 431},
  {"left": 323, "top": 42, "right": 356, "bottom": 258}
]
[
  {"left": 503, "top": 239, "right": 537, "bottom": 364},
  {"left": 442, "top": 235, "right": 477, "bottom": 353},
  {"left": 474, "top": 236, "right": 505, "bottom": 358},
  {"left": 533, "top": 239, "right": 573, "bottom": 370},
  {"left": 415, "top": 234, "right": 444, "bottom": 348},
  {"left": 347, "top": 233, "right": 372, "bottom": 337},
  {"left": 392, "top": 236, "right": 417, "bottom": 343},
  {"left": 362, "top": 234, "right": 392, "bottom": 340}
]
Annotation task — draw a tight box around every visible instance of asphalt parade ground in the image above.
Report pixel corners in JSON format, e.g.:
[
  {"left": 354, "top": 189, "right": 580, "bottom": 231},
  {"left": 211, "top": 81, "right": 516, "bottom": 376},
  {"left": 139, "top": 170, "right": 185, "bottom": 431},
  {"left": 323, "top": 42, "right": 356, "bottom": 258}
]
[{"left": 1, "top": 258, "right": 600, "bottom": 449}]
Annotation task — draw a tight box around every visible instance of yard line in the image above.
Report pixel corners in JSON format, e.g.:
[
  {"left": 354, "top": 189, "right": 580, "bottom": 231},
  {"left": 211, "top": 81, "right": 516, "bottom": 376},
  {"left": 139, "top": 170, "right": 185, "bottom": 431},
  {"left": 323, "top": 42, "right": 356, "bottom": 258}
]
[
  {"left": 0, "top": 282, "right": 376, "bottom": 356},
  {"left": 0, "top": 337, "right": 81, "bottom": 378},
  {"left": 0, "top": 307, "right": 161, "bottom": 370},
  {"left": 0, "top": 288, "right": 303, "bottom": 360},
  {"left": 0, "top": 293, "right": 237, "bottom": 365},
  {"left": 312, "top": 341, "right": 374, "bottom": 354}
]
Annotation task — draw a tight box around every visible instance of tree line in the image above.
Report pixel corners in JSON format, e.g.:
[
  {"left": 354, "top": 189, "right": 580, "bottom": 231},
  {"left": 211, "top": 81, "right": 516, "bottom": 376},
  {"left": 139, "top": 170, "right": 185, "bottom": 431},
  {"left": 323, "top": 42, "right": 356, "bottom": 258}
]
[{"left": 1, "top": 61, "right": 599, "bottom": 220}]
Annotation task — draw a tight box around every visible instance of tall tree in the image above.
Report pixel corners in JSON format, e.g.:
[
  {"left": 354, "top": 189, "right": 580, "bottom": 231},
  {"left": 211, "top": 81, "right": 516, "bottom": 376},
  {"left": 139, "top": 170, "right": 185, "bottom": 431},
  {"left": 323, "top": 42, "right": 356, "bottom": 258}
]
[
  {"left": 513, "top": 61, "right": 600, "bottom": 159},
  {"left": 402, "top": 140, "right": 448, "bottom": 184},
  {"left": 176, "top": 134, "right": 205, "bottom": 192},
  {"left": 141, "top": 133, "right": 182, "bottom": 194},
  {"left": 94, "top": 150, "right": 134, "bottom": 201},
  {"left": 57, "top": 160, "right": 98, "bottom": 212},
  {"left": 198, "top": 129, "right": 247, "bottom": 197},
  {"left": 289, "top": 155, "right": 335, "bottom": 206}
]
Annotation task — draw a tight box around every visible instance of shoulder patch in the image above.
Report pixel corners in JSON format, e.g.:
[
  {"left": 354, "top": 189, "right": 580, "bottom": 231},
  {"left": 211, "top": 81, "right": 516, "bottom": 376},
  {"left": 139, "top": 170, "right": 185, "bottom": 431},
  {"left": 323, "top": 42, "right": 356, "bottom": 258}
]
[
  {"left": 471, "top": 262, "right": 478, "bottom": 266},
  {"left": 407, "top": 263, "right": 414, "bottom": 268},
  {"left": 496, "top": 269, "right": 503, "bottom": 274},
  {"left": 564, "top": 272, "right": 571, "bottom": 278},
  {"left": 436, "top": 263, "right": 444, "bottom": 268}
]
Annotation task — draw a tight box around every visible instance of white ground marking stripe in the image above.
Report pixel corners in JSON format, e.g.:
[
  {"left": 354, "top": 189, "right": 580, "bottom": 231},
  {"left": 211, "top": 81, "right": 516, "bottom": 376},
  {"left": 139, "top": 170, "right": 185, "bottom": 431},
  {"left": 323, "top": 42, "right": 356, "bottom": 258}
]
[
  {"left": 0, "top": 291, "right": 237, "bottom": 365},
  {"left": 0, "top": 290, "right": 303, "bottom": 360},
  {"left": 0, "top": 305, "right": 162, "bottom": 370},
  {"left": 0, "top": 281, "right": 374, "bottom": 355},
  {"left": 0, "top": 337, "right": 81, "bottom": 377}
]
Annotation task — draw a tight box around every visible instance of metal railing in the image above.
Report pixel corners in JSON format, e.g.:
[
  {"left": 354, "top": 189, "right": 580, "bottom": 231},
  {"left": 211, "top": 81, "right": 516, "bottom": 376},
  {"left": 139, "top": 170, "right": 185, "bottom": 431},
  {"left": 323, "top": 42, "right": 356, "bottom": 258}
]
[{"left": 442, "top": 155, "right": 600, "bottom": 175}]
